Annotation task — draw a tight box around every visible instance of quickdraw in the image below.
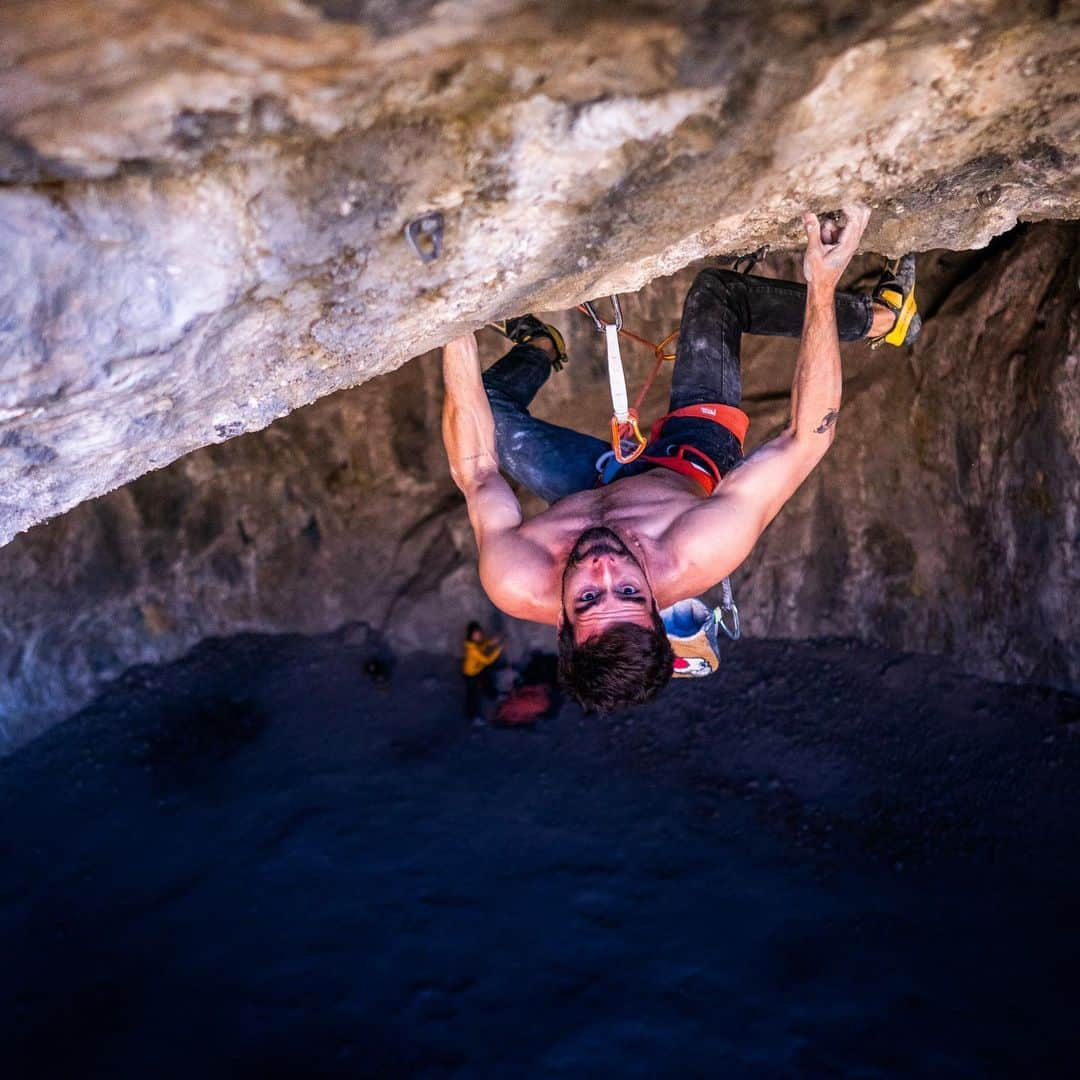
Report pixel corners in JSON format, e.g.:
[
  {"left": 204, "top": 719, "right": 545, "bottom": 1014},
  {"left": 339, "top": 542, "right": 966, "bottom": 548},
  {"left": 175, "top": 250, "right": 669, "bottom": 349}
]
[{"left": 578, "top": 297, "right": 678, "bottom": 465}]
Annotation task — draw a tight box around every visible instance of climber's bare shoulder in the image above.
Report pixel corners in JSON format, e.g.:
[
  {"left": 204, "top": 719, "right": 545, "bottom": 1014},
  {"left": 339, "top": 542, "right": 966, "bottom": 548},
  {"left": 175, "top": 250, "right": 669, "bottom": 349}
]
[{"left": 663, "top": 431, "right": 826, "bottom": 596}]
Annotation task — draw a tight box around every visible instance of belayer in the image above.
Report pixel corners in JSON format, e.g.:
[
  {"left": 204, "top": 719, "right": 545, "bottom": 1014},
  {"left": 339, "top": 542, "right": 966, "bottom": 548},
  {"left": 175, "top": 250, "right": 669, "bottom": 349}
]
[
  {"left": 462, "top": 621, "right": 503, "bottom": 725},
  {"left": 441, "top": 204, "right": 919, "bottom": 712}
]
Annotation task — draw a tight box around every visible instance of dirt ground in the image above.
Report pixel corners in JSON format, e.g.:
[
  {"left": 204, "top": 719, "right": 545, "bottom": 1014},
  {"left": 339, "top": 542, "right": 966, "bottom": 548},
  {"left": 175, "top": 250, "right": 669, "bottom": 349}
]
[{"left": 2, "top": 629, "right": 1079, "bottom": 1078}]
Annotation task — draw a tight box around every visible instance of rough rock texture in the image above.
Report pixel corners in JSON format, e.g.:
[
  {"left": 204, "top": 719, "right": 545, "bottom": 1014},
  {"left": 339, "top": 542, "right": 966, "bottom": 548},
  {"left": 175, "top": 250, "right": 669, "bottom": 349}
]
[
  {"left": 2, "top": 0, "right": 1078, "bottom": 543},
  {"left": 1, "top": 222, "right": 1076, "bottom": 751}
]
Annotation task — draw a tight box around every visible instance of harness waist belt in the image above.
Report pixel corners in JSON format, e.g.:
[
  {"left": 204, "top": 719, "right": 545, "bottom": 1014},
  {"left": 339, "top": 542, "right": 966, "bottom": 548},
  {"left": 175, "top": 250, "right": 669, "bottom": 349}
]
[
  {"left": 649, "top": 402, "right": 750, "bottom": 448},
  {"left": 639, "top": 450, "right": 720, "bottom": 495}
]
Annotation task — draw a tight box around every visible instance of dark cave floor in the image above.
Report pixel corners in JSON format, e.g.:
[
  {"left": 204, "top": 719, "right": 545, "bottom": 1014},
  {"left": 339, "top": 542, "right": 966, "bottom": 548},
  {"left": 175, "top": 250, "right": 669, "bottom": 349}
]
[{"left": 2, "top": 631, "right": 1080, "bottom": 1079}]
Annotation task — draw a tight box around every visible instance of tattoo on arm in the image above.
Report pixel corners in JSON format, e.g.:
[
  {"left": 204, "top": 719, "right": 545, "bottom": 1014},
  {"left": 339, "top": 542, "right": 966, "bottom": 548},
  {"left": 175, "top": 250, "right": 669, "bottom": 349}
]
[{"left": 815, "top": 409, "right": 839, "bottom": 434}]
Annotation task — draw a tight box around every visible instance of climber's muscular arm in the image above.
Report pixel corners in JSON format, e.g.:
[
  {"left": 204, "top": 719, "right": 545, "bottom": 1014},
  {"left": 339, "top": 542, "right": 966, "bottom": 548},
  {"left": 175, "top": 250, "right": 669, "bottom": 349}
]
[
  {"left": 441, "top": 333, "right": 554, "bottom": 617},
  {"left": 664, "top": 425, "right": 835, "bottom": 597},
  {"left": 442, "top": 332, "right": 511, "bottom": 511},
  {"left": 665, "top": 204, "right": 871, "bottom": 594}
]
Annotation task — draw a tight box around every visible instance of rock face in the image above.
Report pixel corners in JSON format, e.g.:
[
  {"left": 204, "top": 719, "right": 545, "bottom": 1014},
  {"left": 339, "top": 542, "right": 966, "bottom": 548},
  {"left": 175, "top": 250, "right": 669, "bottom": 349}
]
[
  {"left": 1, "top": 221, "right": 1077, "bottom": 751},
  {"left": 1, "top": 0, "right": 1078, "bottom": 544}
]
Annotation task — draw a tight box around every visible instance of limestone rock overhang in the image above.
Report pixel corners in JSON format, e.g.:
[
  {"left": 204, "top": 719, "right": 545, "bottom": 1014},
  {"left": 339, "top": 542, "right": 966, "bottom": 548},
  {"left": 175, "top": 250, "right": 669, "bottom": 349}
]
[{"left": 1, "top": 0, "right": 1077, "bottom": 545}]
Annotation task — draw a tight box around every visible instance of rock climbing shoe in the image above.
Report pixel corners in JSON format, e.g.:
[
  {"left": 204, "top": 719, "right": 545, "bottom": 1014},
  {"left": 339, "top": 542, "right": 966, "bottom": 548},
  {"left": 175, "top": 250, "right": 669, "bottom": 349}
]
[
  {"left": 490, "top": 314, "right": 568, "bottom": 371},
  {"left": 870, "top": 254, "right": 921, "bottom": 348}
]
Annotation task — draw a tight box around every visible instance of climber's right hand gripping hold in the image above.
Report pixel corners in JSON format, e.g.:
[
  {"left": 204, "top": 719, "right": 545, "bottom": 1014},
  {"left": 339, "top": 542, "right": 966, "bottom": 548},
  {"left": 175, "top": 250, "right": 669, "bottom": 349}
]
[{"left": 801, "top": 203, "right": 871, "bottom": 291}]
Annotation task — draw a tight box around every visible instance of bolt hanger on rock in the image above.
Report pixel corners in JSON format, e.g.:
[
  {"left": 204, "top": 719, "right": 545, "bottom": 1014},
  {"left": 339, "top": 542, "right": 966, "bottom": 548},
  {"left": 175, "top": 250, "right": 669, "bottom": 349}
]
[{"left": 404, "top": 211, "right": 444, "bottom": 263}]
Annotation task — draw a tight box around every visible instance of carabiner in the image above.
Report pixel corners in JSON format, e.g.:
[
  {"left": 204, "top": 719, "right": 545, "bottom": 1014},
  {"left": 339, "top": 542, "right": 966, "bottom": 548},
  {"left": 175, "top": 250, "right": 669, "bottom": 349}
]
[
  {"left": 611, "top": 413, "right": 647, "bottom": 464},
  {"left": 714, "top": 577, "right": 741, "bottom": 641},
  {"left": 580, "top": 295, "right": 623, "bottom": 333},
  {"left": 732, "top": 244, "right": 769, "bottom": 276}
]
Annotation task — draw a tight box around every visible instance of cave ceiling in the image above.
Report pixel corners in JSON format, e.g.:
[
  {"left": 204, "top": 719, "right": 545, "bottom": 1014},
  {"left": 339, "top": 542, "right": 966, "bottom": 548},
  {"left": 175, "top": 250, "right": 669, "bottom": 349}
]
[{"left": 0, "top": 0, "right": 1077, "bottom": 545}]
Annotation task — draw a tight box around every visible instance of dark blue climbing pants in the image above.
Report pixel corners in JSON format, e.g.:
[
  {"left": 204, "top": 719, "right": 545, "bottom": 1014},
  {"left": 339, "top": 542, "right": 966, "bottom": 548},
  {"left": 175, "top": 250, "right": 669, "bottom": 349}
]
[{"left": 482, "top": 269, "right": 873, "bottom": 504}]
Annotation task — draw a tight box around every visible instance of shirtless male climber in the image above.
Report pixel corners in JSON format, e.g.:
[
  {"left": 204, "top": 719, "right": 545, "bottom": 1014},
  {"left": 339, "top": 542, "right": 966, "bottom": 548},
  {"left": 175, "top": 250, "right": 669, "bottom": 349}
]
[{"left": 441, "top": 204, "right": 920, "bottom": 712}]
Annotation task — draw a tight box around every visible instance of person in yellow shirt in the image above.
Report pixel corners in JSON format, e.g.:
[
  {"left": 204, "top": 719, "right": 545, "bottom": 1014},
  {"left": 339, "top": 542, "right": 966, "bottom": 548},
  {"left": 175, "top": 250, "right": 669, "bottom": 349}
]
[{"left": 463, "top": 621, "right": 503, "bottom": 725}]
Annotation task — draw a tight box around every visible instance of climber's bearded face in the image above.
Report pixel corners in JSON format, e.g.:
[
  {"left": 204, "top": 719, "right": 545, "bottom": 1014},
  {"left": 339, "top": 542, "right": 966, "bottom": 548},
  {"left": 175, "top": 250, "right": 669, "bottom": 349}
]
[{"left": 559, "top": 527, "right": 656, "bottom": 644}]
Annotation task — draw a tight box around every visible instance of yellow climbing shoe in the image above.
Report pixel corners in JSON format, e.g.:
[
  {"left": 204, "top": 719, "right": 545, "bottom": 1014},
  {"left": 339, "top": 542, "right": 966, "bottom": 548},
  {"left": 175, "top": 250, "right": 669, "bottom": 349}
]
[{"left": 871, "top": 254, "right": 921, "bottom": 348}]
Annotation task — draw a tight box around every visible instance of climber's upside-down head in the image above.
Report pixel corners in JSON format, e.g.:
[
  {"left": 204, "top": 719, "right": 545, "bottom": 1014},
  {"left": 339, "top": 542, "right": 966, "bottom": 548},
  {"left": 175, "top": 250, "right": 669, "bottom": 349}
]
[{"left": 556, "top": 527, "right": 674, "bottom": 712}]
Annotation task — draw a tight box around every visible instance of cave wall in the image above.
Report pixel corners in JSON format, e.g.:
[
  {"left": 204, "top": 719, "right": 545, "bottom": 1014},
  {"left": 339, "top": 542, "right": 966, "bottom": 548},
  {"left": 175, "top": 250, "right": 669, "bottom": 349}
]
[
  {"left": 737, "top": 225, "right": 1080, "bottom": 687},
  {"left": 2, "top": 0, "right": 1078, "bottom": 545},
  {"left": 1, "top": 222, "right": 1076, "bottom": 752}
]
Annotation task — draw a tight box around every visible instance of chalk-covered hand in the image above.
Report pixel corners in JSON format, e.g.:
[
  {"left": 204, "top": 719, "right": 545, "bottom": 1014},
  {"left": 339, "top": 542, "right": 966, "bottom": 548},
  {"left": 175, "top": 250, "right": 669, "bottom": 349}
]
[{"left": 802, "top": 203, "right": 871, "bottom": 291}]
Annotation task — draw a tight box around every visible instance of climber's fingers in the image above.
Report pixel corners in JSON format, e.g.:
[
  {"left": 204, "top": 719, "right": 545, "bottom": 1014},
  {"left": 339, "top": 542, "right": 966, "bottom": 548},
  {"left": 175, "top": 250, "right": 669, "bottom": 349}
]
[
  {"left": 835, "top": 202, "right": 871, "bottom": 255},
  {"left": 803, "top": 202, "right": 871, "bottom": 287}
]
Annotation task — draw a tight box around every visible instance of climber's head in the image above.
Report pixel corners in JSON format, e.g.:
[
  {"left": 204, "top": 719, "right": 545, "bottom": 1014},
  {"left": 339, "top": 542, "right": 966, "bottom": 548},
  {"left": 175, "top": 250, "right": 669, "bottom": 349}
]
[{"left": 556, "top": 526, "right": 674, "bottom": 712}]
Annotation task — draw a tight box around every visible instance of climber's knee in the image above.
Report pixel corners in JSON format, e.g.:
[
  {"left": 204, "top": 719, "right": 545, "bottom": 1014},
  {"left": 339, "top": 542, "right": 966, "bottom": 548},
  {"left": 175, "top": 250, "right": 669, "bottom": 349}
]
[
  {"left": 686, "top": 267, "right": 749, "bottom": 306},
  {"left": 683, "top": 267, "right": 751, "bottom": 328}
]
